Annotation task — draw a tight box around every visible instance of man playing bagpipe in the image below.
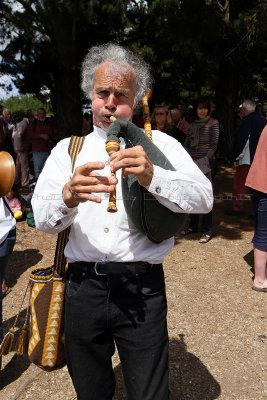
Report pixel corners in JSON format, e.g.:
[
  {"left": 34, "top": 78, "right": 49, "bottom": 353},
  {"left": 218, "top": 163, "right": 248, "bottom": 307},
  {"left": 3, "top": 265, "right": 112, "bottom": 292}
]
[{"left": 32, "top": 43, "right": 213, "bottom": 400}]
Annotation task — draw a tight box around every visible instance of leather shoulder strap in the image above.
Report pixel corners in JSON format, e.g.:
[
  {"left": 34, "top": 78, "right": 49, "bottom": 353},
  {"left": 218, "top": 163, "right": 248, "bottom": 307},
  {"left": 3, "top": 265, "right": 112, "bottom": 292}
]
[
  {"left": 54, "top": 135, "right": 85, "bottom": 276},
  {"left": 68, "top": 135, "right": 85, "bottom": 171}
]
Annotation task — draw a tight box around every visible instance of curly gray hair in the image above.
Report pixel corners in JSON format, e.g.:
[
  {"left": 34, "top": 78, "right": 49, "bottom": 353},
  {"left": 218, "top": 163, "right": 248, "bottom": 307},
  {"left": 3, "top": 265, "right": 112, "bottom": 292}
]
[
  {"left": 81, "top": 43, "right": 153, "bottom": 106},
  {"left": 241, "top": 99, "right": 256, "bottom": 113}
]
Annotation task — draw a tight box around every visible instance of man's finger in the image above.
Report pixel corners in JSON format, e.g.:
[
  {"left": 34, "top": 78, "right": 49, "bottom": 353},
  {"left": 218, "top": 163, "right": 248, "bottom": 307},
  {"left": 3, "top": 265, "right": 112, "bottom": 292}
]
[
  {"left": 111, "top": 157, "right": 147, "bottom": 173},
  {"left": 110, "top": 146, "right": 144, "bottom": 162},
  {"left": 72, "top": 175, "right": 117, "bottom": 187},
  {"left": 76, "top": 161, "right": 105, "bottom": 175},
  {"left": 71, "top": 184, "right": 115, "bottom": 195}
]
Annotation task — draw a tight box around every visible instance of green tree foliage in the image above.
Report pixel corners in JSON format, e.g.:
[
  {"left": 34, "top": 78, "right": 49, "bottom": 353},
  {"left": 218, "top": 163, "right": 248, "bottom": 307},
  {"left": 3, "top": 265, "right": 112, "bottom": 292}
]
[
  {"left": 0, "top": 94, "right": 52, "bottom": 122},
  {"left": 0, "top": 0, "right": 127, "bottom": 137},
  {"left": 126, "top": 0, "right": 267, "bottom": 157},
  {"left": 1, "top": 0, "right": 266, "bottom": 158}
]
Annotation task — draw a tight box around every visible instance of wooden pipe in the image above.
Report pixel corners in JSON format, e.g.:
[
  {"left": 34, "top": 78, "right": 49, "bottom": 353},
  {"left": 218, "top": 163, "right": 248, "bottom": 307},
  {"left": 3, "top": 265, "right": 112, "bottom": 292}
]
[
  {"left": 106, "top": 116, "right": 119, "bottom": 212},
  {"left": 142, "top": 89, "right": 152, "bottom": 141}
]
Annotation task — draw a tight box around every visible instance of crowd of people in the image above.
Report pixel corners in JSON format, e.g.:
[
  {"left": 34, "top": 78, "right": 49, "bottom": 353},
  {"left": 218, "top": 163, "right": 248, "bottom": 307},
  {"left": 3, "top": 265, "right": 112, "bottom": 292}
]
[
  {"left": 0, "top": 106, "right": 58, "bottom": 188},
  {"left": 0, "top": 42, "right": 266, "bottom": 399}
]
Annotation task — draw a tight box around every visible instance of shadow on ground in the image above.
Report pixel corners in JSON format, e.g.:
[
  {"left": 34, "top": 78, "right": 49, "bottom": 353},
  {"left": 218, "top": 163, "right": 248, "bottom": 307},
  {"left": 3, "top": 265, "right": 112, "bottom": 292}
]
[
  {"left": 113, "top": 334, "right": 221, "bottom": 400},
  {"left": 243, "top": 249, "right": 254, "bottom": 277},
  {"left": 5, "top": 249, "right": 42, "bottom": 288},
  {"left": 174, "top": 165, "right": 254, "bottom": 246},
  {"left": 1, "top": 308, "right": 31, "bottom": 389},
  {"left": 0, "top": 353, "right": 31, "bottom": 390}
]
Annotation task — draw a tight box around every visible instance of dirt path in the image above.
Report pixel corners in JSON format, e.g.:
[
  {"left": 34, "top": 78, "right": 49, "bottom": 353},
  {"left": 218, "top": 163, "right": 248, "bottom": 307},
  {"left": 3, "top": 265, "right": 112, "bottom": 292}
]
[{"left": 0, "top": 165, "right": 266, "bottom": 400}]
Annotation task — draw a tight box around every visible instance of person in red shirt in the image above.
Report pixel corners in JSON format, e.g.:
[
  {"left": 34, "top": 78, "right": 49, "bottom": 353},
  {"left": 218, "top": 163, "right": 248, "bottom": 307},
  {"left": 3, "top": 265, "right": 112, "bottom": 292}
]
[
  {"left": 28, "top": 108, "right": 58, "bottom": 180},
  {"left": 245, "top": 125, "right": 267, "bottom": 292}
]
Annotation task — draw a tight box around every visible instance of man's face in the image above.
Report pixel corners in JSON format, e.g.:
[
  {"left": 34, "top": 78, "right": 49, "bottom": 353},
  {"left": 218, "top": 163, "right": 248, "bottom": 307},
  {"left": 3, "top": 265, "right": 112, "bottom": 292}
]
[
  {"left": 171, "top": 110, "right": 181, "bottom": 123},
  {"left": 37, "top": 109, "right": 46, "bottom": 121},
  {"left": 3, "top": 110, "right": 11, "bottom": 121},
  {"left": 91, "top": 62, "right": 136, "bottom": 131}
]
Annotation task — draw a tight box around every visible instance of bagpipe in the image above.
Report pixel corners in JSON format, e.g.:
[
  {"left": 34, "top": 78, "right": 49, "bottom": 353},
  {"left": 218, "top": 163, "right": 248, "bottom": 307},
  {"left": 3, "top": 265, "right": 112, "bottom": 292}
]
[{"left": 105, "top": 90, "right": 186, "bottom": 243}]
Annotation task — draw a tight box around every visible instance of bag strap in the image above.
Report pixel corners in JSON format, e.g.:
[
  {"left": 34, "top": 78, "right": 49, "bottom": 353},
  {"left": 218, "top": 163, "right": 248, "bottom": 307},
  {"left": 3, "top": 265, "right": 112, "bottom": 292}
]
[
  {"left": 3, "top": 196, "right": 14, "bottom": 218},
  {"left": 53, "top": 135, "right": 85, "bottom": 276}
]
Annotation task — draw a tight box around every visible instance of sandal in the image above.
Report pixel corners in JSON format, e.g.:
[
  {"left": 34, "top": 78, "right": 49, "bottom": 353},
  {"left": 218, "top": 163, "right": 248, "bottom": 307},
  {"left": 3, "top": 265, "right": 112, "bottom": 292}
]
[
  {"left": 2, "top": 287, "right": 12, "bottom": 298},
  {"left": 199, "top": 233, "right": 211, "bottom": 243},
  {"left": 180, "top": 228, "right": 196, "bottom": 236}
]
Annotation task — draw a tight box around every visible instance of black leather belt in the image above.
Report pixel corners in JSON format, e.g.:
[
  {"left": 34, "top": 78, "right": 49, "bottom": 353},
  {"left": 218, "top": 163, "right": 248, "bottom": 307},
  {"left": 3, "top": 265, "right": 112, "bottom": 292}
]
[{"left": 68, "top": 261, "right": 158, "bottom": 277}]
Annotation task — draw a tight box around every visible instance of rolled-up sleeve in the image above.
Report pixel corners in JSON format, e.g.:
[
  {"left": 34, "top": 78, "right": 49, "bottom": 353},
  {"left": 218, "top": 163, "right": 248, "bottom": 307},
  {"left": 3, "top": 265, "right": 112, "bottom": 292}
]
[
  {"left": 31, "top": 139, "right": 78, "bottom": 234},
  {"left": 145, "top": 134, "right": 214, "bottom": 214}
]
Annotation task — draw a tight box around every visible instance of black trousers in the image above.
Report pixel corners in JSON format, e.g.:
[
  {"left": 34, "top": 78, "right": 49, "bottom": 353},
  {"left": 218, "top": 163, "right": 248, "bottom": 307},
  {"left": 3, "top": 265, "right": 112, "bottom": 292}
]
[
  {"left": 189, "top": 211, "right": 213, "bottom": 235},
  {"left": 65, "top": 263, "right": 171, "bottom": 400}
]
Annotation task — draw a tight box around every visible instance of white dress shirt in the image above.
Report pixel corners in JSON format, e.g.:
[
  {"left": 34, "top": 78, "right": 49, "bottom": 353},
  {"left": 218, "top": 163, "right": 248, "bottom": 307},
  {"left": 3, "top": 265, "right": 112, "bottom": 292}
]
[
  {"left": 32, "top": 126, "right": 213, "bottom": 264},
  {"left": 0, "top": 197, "right": 16, "bottom": 245},
  {"left": 236, "top": 138, "right": 250, "bottom": 165}
]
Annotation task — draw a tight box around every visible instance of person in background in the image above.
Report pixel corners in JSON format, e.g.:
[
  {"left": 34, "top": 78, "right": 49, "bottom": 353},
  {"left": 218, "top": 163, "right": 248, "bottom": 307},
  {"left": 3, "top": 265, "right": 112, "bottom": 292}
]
[
  {"left": 229, "top": 99, "right": 266, "bottom": 215},
  {"left": 171, "top": 108, "right": 189, "bottom": 136},
  {"left": 245, "top": 125, "right": 267, "bottom": 292},
  {"left": 6, "top": 186, "right": 23, "bottom": 220},
  {"left": 28, "top": 108, "right": 58, "bottom": 180},
  {"left": 1, "top": 109, "right": 16, "bottom": 160},
  {"left": 255, "top": 103, "right": 266, "bottom": 121},
  {"left": 151, "top": 105, "right": 186, "bottom": 145},
  {"left": 178, "top": 104, "right": 191, "bottom": 122},
  {"left": 14, "top": 112, "right": 34, "bottom": 188},
  {"left": 182, "top": 97, "right": 219, "bottom": 243},
  {"left": 0, "top": 196, "right": 16, "bottom": 368},
  {"left": 32, "top": 42, "right": 213, "bottom": 400}
]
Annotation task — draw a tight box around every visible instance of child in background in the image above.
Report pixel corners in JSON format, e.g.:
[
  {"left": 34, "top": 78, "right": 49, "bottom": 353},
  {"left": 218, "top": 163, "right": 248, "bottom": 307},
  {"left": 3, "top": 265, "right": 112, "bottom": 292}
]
[{"left": 6, "top": 186, "right": 23, "bottom": 220}]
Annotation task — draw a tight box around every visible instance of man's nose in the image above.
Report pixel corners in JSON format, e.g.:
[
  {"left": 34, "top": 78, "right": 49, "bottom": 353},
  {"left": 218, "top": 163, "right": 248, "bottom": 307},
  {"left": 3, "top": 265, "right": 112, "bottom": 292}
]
[{"left": 106, "top": 94, "right": 116, "bottom": 110}]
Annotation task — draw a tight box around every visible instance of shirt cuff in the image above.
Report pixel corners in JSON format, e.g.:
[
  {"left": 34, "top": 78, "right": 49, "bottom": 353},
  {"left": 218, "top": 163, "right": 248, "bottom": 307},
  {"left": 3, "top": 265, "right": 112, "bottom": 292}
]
[
  {"left": 48, "top": 198, "right": 78, "bottom": 228},
  {"left": 145, "top": 165, "right": 185, "bottom": 213}
]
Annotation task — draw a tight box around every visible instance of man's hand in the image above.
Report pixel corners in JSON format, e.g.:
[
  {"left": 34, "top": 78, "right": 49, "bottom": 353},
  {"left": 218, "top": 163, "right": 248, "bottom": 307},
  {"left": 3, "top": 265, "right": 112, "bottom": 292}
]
[
  {"left": 109, "top": 145, "right": 154, "bottom": 187},
  {"left": 63, "top": 162, "right": 117, "bottom": 208}
]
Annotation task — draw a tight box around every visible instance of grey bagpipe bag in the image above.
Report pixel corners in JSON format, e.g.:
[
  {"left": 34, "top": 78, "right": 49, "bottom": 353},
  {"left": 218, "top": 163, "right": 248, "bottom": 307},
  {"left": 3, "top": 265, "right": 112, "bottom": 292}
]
[{"left": 106, "top": 119, "right": 187, "bottom": 243}]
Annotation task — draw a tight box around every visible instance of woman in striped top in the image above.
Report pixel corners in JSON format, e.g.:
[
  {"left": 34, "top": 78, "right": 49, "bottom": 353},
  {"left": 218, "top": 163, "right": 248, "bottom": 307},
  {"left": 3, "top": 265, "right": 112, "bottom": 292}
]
[{"left": 181, "top": 98, "right": 219, "bottom": 243}]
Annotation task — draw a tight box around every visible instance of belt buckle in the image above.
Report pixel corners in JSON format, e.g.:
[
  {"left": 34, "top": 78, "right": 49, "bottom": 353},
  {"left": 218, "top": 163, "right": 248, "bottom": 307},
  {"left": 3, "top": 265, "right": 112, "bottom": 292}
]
[{"left": 94, "top": 262, "right": 108, "bottom": 276}]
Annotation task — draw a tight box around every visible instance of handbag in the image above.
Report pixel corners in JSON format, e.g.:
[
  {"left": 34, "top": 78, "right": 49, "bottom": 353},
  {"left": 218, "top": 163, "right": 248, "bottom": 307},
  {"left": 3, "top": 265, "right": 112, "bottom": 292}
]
[{"left": 0, "top": 135, "right": 85, "bottom": 371}]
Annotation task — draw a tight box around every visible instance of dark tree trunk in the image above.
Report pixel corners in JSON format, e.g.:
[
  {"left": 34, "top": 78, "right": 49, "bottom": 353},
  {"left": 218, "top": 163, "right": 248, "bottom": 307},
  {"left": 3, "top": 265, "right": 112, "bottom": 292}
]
[
  {"left": 52, "top": 69, "right": 83, "bottom": 139},
  {"left": 215, "top": 59, "right": 239, "bottom": 161},
  {"left": 49, "top": 12, "right": 84, "bottom": 139}
]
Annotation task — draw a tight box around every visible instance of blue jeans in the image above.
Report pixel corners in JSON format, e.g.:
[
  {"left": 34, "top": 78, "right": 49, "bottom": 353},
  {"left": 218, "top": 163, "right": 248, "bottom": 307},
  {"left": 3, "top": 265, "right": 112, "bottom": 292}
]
[
  {"left": 65, "top": 263, "right": 171, "bottom": 400},
  {"left": 32, "top": 151, "right": 49, "bottom": 180},
  {"left": 251, "top": 189, "right": 267, "bottom": 252},
  {"left": 0, "top": 228, "right": 16, "bottom": 367}
]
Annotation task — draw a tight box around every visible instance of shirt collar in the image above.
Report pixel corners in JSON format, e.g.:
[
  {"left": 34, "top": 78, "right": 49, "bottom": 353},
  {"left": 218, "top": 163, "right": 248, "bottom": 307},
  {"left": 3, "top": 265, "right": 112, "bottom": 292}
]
[
  {"left": 91, "top": 124, "right": 126, "bottom": 148},
  {"left": 93, "top": 125, "right": 107, "bottom": 140}
]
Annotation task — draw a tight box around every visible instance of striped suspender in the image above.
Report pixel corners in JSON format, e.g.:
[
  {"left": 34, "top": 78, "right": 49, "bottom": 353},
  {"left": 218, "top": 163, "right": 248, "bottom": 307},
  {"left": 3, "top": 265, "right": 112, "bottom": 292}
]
[{"left": 54, "top": 136, "right": 85, "bottom": 276}]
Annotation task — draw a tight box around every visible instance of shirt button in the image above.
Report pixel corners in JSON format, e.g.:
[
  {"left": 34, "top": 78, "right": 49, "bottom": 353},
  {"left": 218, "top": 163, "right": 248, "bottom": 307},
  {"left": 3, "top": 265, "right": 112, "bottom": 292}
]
[
  {"left": 156, "top": 186, "right": 161, "bottom": 194},
  {"left": 62, "top": 210, "right": 68, "bottom": 215},
  {"left": 104, "top": 227, "right": 109, "bottom": 233}
]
